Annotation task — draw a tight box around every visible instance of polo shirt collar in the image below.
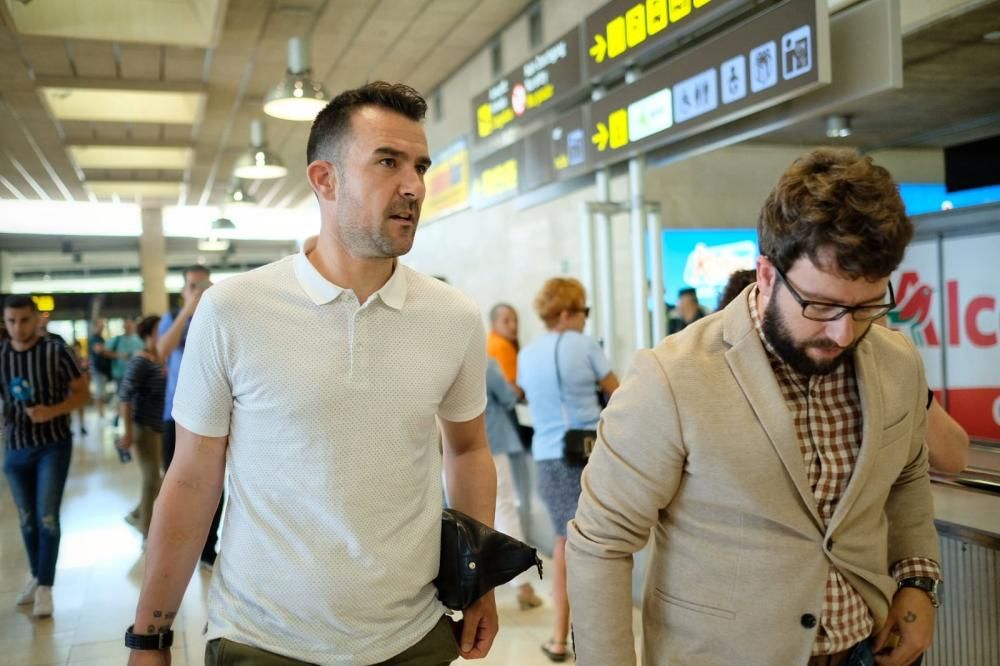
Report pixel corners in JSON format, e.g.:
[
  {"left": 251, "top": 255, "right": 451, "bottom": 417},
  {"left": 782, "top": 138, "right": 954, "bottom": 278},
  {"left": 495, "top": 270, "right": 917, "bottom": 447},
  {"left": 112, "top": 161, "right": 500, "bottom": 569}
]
[{"left": 294, "top": 236, "right": 407, "bottom": 310}]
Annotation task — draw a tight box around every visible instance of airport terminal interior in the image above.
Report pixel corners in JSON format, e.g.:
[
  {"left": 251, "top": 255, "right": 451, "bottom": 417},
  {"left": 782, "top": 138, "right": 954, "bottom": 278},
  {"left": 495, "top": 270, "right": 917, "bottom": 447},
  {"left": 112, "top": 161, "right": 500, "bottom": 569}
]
[{"left": 0, "top": 0, "right": 998, "bottom": 664}]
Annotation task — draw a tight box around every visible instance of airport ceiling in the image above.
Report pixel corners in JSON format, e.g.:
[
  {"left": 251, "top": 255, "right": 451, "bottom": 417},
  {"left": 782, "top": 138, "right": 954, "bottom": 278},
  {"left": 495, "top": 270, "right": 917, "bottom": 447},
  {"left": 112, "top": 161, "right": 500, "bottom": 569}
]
[
  {"left": 0, "top": 0, "right": 998, "bottom": 216},
  {"left": 0, "top": 0, "right": 535, "bottom": 210}
]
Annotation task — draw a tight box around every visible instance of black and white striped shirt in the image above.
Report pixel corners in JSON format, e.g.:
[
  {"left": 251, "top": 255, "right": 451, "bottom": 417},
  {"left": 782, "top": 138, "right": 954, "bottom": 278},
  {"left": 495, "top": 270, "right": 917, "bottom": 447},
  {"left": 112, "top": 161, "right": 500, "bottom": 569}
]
[
  {"left": 0, "top": 336, "right": 83, "bottom": 450},
  {"left": 117, "top": 355, "right": 166, "bottom": 432}
]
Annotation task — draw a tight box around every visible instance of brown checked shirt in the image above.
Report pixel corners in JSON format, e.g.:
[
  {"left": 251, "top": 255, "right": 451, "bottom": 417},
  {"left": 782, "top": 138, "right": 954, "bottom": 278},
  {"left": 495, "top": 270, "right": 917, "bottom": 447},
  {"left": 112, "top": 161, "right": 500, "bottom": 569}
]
[{"left": 749, "top": 288, "right": 941, "bottom": 655}]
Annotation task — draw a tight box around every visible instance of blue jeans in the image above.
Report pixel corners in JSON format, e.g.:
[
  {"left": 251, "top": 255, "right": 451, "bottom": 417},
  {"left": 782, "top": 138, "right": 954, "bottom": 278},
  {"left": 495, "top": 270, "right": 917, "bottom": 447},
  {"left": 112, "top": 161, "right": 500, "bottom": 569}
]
[{"left": 3, "top": 439, "right": 73, "bottom": 586}]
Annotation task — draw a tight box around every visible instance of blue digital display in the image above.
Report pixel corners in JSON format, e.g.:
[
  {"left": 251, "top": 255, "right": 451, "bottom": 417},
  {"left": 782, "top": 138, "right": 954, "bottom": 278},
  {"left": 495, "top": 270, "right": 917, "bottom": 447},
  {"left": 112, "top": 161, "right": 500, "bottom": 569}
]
[
  {"left": 651, "top": 228, "right": 758, "bottom": 310},
  {"left": 898, "top": 183, "right": 1000, "bottom": 216}
]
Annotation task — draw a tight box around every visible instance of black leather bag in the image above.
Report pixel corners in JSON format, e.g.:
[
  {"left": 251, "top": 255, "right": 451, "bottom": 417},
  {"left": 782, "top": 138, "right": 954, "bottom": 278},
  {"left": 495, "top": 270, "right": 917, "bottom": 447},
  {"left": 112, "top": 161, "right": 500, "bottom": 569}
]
[
  {"left": 555, "top": 334, "right": 599, "bottom": 467},
  {"left": 562, "top": 428, "right": 598, "bottom": 467},
  {"left": 435, "top": 508, "right": 543, "bottom": 611}
]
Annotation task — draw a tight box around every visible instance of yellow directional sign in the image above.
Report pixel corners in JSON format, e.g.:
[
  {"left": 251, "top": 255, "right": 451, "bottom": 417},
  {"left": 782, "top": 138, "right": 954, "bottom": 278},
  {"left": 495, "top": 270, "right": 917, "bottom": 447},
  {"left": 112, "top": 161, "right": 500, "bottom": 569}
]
[
  {"left": 586, "top": 0, "right": 717, "bottom": 73},
  {"left": 592, "top": 122, "right": 609, "bottom": 151},
  {"left": 592, "top": 108, "right": 632, "bottom": 152}
]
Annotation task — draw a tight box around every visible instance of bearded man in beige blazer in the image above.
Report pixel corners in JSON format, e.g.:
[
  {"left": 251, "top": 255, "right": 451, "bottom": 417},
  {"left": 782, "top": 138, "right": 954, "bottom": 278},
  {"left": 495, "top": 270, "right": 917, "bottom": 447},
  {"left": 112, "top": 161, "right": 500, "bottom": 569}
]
[{"left": 567, "top": 148, "right": 941, "bottom": 666}]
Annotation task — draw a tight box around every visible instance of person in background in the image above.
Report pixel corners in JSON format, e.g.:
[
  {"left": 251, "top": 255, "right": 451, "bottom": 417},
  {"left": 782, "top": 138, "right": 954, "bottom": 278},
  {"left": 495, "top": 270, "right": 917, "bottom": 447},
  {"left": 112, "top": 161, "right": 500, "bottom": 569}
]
[
  {"left": 108, "top": 318, "right": 144, "bottom": 427},
  {"left": 69, "top": 339, "right": 89, "bottom": 436},
  {"left": 1, "top": 295, "right": 90, "bottom": 618},
  {"left": 717, "top": 268, "right": 757, "bottom": 311},
  {"left": 518, "top": 277, "right": 619, "bottom": 662},
  {"left": 156, "top": 265, "right": 220, "bottom": 570},
  {"left": 667, "top": 287, "right": 706, "bottom": 334},
  {"left": 88, "top": 318, "right": 115, "bottom": 418},
  {"left": 485, "top": 357, "right": 543, "bottom": 610},
  {"left": 486, "top": 303, "right": 534, "bottom": 522},
  {"left": 117, "top": 315, "right": 166, "bottom": 540}
]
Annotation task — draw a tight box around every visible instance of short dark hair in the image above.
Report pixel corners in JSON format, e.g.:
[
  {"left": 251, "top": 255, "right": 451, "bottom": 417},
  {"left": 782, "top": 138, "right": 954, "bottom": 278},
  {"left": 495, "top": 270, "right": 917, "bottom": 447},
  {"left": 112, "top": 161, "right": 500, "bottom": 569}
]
[
  {"left": 182, "top": 265, "right": 210, "bottom": 281},
  {"left": 306, "top": 81, "right": 427, "bottom": 165},
  {"left": 136, "top": 315, "right": 161, "bottom": 341},
  {"left": 3, "top": 295, "right": 37, "bottom": 312},
  {"left": 758, "top": 147, "right": 912, "bottom": 280},
  {"left": 678, "top": 288, "right": 698, "bottom": 303}
]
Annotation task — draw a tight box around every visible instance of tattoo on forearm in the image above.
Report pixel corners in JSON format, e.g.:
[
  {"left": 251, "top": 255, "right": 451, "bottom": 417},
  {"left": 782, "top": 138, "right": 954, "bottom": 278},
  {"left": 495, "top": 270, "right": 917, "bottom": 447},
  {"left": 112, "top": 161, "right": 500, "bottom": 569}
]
[
  {"left": 153, "top": 610, "right": 162, "bottom": 618},
  {"left": 904, "top": 611, "right": 918, "bottom": 623},
  {"left": 158, "top": 625, "right": 170, "bottom": 632},
  {"left": 166, "top": 612, "right": 177, "bottom": 619},
  {"left": 146, "top": 624, "right": 155, "bottom": 633}
]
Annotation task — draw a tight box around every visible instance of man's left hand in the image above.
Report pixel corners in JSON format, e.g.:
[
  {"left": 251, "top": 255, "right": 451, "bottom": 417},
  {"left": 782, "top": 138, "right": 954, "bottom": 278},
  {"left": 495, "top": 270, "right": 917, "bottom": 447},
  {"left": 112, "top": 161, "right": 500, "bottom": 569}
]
[
  {"left": 25, "top": 405, "right": 57, "bottom": 423},
  {"left": 456, "top": 591, "right": 498, "bottom": 659},
  {"left": 873, "top": 586, "right": 935, "bottom": 665}
]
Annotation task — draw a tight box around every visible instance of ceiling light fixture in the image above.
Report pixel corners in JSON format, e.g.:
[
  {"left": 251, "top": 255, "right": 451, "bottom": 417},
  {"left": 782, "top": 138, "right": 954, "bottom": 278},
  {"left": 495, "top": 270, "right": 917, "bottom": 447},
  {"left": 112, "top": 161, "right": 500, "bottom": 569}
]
[
  {"left": 197, "top": 237, "right": 231, "bottom": 252},
  {"left": 211, "top": 217, "right": 236, "bottom": 231},
  {"left": 233, "top": 119, "right": 288, "bottom": 179},
  {"left": 263, "top": 37, "right": 330, "bottom": 121},
  {"left": 226, "top": 179, "right": 256, "bottom": 206},
  {"left": 825, "top": 114, "right": 852, "bottom": 139}
]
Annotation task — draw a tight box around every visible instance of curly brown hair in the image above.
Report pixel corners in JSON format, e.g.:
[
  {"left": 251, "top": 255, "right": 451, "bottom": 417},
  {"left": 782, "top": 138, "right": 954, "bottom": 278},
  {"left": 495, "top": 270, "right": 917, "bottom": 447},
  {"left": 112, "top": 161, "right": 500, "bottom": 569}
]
[
  {"left": 534, "top": 277, "right": 586, "bottom": 329},
  {"left": 758, "top": 148, "right": 912, "bottom": 279}
]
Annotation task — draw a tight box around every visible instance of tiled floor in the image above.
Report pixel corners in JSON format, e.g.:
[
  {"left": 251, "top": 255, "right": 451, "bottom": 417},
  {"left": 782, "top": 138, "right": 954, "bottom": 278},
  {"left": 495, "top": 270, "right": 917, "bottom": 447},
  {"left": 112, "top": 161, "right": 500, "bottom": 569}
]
[{"left": 0, "top": 412, "right": 639, "bottom": 665}]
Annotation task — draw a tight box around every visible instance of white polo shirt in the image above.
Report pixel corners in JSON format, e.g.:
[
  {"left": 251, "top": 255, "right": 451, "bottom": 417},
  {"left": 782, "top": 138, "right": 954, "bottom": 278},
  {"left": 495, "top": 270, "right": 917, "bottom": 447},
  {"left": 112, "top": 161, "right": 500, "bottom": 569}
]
[{"left": 172, "top": 237, "right": 487, "bottom": 664}]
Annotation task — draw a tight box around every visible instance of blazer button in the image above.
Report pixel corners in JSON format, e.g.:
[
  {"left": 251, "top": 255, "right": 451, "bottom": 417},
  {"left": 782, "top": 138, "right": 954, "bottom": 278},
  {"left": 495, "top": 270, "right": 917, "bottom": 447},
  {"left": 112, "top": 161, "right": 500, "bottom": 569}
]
[{"left": 801, "top": 614, "right": 818, "bottom": 629}]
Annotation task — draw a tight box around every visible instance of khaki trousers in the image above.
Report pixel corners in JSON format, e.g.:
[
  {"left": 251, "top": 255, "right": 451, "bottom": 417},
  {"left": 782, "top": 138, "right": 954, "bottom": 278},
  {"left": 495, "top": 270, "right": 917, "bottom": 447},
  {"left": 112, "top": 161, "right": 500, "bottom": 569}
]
[
  {"left": 205, "top": 615, "right": 459, "bottom": 665},
  {"left": 132, "top": 424, "right": 163, "bottom": 537}
]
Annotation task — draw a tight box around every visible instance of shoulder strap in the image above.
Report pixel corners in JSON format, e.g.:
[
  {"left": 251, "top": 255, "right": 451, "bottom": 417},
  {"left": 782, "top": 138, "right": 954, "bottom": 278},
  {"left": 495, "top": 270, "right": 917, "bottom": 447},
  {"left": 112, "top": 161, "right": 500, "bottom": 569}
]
[{"left": 554, "top": 333, "right": 570, "bottom": 427}]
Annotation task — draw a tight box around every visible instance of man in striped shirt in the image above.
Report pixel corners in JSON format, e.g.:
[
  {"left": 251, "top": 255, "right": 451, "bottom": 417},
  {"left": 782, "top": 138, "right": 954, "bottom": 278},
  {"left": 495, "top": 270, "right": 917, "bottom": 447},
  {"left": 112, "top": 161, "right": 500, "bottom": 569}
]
[{"left": 1, "top": 294, "right": 90, "bottom": 618}]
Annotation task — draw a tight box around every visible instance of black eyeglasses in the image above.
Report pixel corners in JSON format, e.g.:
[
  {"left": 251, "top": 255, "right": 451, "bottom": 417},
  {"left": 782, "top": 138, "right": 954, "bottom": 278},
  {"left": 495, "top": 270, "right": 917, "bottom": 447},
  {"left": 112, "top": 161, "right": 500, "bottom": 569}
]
[
  {"left": 775, "top": 267, "right": 895, "bottom": 322},
  {"left": 569, "top": 306, "right": 591, "bottom": 318}
]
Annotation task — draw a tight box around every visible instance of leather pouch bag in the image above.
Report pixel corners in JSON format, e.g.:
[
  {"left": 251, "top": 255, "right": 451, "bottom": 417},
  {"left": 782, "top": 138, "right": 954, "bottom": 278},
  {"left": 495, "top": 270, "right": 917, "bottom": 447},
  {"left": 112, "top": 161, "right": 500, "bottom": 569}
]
[{"left": 435, "top": 508, "right": 543, "bottom": 611}]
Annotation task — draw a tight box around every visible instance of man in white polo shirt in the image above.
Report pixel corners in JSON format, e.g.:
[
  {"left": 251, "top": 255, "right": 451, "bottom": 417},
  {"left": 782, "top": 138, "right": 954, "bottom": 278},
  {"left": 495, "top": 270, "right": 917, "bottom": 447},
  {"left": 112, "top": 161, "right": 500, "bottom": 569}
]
[{"left": 127, "top": 82, "right": 498, "bottom": 666}]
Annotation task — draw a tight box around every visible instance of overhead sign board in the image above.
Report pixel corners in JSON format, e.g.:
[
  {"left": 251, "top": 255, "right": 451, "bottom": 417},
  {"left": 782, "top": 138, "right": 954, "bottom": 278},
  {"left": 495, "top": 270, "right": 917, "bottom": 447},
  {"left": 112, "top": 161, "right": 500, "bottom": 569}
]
[
  {"left": 422, "top": 138, "right": 470, "bottom": 222},
  {"left": 472, "top": 28, "right": 583, "bottom": 143},
  {"left": 583, "top": 0, "right": 750, "bottom": 79},
  {"left": 588, "top": 0, "right": 829, "bottom": 168},
  {"left": 472, "top": 142, "right": 524, "bottom": 208},
  {"left": 521, "top": 107, "right": 592, "bottom": 193}
]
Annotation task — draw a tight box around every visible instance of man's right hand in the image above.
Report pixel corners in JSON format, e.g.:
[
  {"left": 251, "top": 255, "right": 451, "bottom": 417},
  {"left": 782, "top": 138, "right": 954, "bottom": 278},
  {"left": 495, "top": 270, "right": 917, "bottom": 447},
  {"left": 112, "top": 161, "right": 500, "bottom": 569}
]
[
  {"left": 127, "top": 649, "right": 170, "bottom": 665},
  {"left": 181, "top": 282, "right": 209, "bottom": 316}
]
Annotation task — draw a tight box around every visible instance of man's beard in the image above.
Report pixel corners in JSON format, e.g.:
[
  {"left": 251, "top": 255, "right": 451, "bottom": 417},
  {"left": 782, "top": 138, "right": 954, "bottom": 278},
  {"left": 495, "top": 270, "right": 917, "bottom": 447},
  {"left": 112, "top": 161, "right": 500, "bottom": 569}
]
[{"left": 762, "top": 290, "right": 870, "bottom": 376}]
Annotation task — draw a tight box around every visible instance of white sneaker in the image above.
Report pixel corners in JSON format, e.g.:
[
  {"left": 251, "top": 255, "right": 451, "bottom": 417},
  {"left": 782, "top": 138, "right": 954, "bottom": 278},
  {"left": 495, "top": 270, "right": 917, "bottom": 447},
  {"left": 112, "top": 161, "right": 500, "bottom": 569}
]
[
  {"left": 32, "top": 586, "right": 53, "bottom": 617},
  {"left": 15, "top": 578, "right": 37, "bottom": 606}
]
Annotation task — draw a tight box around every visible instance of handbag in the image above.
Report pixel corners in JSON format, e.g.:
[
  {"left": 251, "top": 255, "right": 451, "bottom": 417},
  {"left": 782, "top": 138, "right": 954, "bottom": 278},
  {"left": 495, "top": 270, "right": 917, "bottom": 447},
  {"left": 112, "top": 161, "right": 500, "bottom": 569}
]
[
  {"left": 435, "top": 508, "right": 543, "bottom": 611},
  {"left": 555, "top": 333, "right": 599, "bottom": 467}
]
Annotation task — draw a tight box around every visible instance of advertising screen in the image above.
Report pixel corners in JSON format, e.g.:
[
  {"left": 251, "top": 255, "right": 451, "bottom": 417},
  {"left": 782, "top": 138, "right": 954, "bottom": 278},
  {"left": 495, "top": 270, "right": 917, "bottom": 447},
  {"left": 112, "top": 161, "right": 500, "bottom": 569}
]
[{"left": 659, "top": 228, "right": 758, "bottom": 310}]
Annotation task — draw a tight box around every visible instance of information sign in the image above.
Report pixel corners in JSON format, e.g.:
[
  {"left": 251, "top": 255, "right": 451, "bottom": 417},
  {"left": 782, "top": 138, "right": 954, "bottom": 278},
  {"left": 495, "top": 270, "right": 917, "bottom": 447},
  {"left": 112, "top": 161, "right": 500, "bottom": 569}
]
[
  {"left": 471, "top": 29, "right": 583, "bottom": 143},
  {"left": 422, "top": 138, "right": 470, "bottom": 222},
  {"left": 587, "top": 0, "right": 828, "bottom": 168},
  {"left": 583, "top": 0, "right": 748, "bottom": 79}
]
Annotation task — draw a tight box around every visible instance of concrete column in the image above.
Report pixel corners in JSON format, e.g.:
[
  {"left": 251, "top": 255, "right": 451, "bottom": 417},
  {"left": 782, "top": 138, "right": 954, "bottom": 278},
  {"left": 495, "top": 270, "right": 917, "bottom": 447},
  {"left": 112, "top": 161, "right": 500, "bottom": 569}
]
[
  {"left": 0, "top": 251, "right": 14, "bottom": 292},
  {"left": 140, "top": 207, "right": 168, "bottom": 316}
]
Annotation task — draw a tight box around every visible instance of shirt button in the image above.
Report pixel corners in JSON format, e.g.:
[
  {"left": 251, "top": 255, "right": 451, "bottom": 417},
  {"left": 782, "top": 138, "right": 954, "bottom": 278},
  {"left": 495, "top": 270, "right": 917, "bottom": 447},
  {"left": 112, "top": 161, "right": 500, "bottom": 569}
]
[{"left": 801, "top": 613, "right": 817, "bottom": 629}]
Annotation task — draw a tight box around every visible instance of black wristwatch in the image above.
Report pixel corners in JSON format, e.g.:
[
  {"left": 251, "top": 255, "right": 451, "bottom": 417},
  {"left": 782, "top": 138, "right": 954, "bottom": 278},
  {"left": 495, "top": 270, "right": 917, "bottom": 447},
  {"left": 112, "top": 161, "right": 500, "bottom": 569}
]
[
  {"left": 125, "top": 624, "right": 174, "bottom": 650},
  {"left": 898, "top": 577, "right": 942, "bottom": 608}
]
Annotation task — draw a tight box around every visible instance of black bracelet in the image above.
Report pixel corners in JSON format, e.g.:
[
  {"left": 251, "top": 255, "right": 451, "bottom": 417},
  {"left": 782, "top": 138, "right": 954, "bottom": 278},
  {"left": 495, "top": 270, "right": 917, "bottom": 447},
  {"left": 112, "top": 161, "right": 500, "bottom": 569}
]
[{"left": 125, "top": 624, "right": 174, "bottom": 650}]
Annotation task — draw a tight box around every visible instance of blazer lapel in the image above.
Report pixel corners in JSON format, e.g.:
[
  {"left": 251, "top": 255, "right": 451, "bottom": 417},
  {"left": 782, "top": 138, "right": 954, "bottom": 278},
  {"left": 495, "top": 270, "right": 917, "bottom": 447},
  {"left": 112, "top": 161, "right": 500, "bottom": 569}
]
[
  {"left": 723, "top": 292, "right": 823, "bottom": 531},
  {"left": 828, "top": 340, "right": 882, "bottom": 533}
]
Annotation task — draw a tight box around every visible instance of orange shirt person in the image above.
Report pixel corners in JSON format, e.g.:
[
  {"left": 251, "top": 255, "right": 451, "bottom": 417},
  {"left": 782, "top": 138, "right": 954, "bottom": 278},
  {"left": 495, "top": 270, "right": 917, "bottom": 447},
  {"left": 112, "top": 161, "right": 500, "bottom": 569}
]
[{"left": 487, "top": 303, "right": 522, "bottom": 393}]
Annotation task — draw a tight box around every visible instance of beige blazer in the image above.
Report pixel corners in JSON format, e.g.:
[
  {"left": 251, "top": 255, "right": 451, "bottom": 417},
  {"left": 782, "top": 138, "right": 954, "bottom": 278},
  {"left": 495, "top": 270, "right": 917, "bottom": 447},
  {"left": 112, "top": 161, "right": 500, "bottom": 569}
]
[{"left": 566, "top": 286, "right": 939, "bottom": 665}]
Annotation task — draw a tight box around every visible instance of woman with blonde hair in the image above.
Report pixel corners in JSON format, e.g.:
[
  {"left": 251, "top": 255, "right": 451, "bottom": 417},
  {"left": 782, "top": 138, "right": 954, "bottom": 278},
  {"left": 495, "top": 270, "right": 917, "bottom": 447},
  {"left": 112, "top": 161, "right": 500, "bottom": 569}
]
[{"left": 518, "top": 277, "right": 619, "bottom": 662}]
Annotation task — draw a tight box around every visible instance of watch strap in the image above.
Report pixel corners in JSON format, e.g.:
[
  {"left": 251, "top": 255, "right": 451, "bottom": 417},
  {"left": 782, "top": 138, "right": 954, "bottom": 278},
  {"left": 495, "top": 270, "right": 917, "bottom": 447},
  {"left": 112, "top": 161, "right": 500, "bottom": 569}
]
[
  {"left": 125, "top": 624, "right": 174, "bottom": 650},
  {"left": 898, "top": 576, "right": 941, "bottom": 607}
]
